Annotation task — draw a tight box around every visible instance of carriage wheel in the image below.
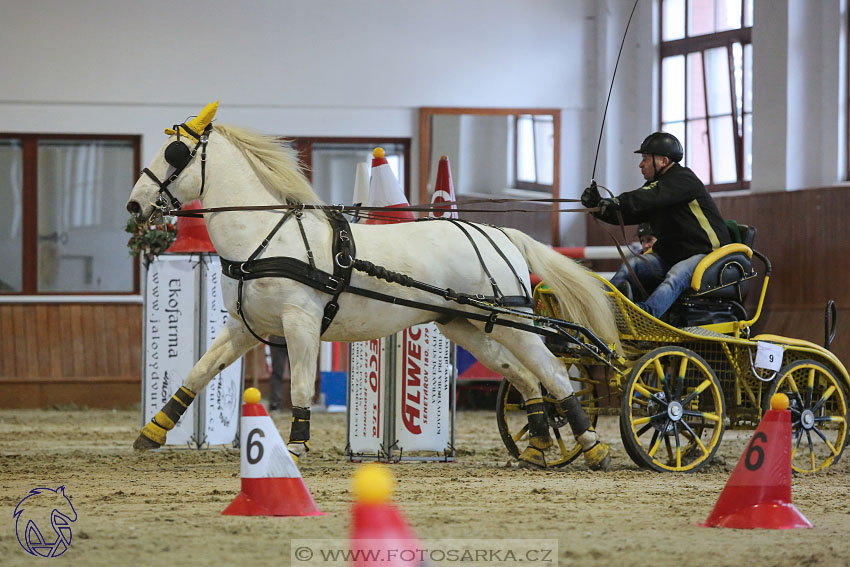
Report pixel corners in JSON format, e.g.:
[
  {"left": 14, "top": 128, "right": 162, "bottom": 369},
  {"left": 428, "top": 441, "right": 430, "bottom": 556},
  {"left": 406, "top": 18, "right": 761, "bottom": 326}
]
[
  {"left": 765, "top": 359, "right": 848, "bottom": 473},
  {"left": 620, "top": 346, "right": 725, "bottom": 472},
  {"left": 496, "top": 365, "right": 599, "bottom": 468}
]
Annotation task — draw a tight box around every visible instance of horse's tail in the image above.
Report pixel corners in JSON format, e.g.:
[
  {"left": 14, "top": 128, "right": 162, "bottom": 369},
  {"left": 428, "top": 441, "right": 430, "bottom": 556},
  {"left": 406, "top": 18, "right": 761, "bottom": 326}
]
[{"left": 503, "top": 228, "right": 621, "bottom": 353}]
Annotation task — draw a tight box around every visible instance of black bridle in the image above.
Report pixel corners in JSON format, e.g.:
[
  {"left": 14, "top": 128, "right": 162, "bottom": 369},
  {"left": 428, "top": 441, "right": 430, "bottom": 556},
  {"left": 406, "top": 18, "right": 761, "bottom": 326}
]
[{"left": 142, "top": 123, "right": 212, "bottom": 212}]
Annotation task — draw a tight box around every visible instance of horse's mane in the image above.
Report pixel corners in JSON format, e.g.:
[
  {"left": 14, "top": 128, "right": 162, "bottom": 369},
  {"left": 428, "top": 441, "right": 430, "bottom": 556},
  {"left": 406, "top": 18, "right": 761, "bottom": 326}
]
[{"left": 214, "top": 124, "right": 322, "bottom": 205}]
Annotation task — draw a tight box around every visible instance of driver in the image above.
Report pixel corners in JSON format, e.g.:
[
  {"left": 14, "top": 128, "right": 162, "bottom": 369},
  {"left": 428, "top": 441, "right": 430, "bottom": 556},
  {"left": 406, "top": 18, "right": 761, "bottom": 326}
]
[{"left": 582, "top": 132, "right": 730, "bottom": 318}]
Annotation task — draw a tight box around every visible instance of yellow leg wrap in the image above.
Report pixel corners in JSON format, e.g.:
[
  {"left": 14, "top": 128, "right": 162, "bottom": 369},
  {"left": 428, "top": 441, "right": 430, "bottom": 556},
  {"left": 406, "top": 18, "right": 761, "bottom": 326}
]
[
  {"left": 139, "top": 421, "right": 168, "bottom": 446},
  {"left": 529, "top": 434, "right": 553, "bottom": 450},
  {"left": 153, "top": 410, "right": 175, "bottom": 430},
  {"left": 518, "top": 446, "right": 547, "bottom": 468},
  {"left": 583, "top": 441, "right": 611, "bottom": 471}
]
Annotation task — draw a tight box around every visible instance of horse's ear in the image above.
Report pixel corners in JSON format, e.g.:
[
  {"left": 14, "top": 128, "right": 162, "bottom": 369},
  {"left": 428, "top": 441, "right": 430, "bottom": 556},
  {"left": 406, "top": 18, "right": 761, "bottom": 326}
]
[{"left": 164, "top": 100, "right": 219, "bottom": 140}]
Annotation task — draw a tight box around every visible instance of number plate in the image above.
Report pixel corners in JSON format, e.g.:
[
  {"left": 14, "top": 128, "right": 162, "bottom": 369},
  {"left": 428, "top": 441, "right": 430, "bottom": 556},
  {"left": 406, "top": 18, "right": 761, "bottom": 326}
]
[{"left": 754, "top": 341, "right": 783, "bottom": 371}]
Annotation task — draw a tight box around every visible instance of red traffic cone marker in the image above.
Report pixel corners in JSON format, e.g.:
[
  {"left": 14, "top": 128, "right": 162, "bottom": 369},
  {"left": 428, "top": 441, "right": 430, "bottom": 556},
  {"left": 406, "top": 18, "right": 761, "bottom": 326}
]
[
  {"left": 364, "top": 147, "right": 415, "bottom": 224},
  {"left": 349, "top": 464, "right": 422, "bottom": 566},
  {"left": 430, "top": 155, "right": 458, "bottom": 219},
  {"left": 702, "top": 393, "right": 812, "bottom": 529},
  {"left": 166, "top": 199, "right": 216, "bottom": 253},
  {"left": 222, "top": 388, "right": 323, "bottom": 517}
]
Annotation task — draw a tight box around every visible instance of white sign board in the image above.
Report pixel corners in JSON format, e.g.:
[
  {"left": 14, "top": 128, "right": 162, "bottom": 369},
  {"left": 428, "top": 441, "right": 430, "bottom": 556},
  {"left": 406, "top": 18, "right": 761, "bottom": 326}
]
[
  {"left": 394, "top": 323, "right": 453, "bottom": 452},
  {"left": 143, "top": 256, "right": 199, "bottom": 446},
  {"left": 347, "top": 338, "right": 386, "bottom": 455},
  {"left": 198, "top": 257, "right": 242, "bottom": 445}
]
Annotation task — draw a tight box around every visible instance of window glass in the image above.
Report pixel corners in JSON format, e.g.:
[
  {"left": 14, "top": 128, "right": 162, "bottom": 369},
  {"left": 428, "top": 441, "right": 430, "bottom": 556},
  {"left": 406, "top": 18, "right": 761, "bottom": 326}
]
[
  {"left": 661, "top": 56, "right": 685, "bottom": 122},
  {"left": 662, "top": 0, "right": 686, "bottom": 41},
  {"left": 516, "top": 115, "right": 536, "bottom": 183},
  {"left": 687, "top": 119, "right": 711, "bottom": 182},
  {"left": 533, "top": 117, "right": 554, "bottom": 185},
  {"left": 687, "top": 52, "right": 706, "bottom": 119},
  {"left": 704, "top": 47, "right": 732, "bottom": 116},
  {"left": 709, "top": 116, "right": 737, "bottom": 183},
  {"left": 662, "top": 56, "right": 686, "bottom": 122},
  {"left": 743, "top": 43, "right": 752, "bottom": 114},
  {"left": 0, "top": 140, "right": 23, "bottom": 291},
  {"left": 37, "top": 140, "right": 135, "bottom": 292},
  {"left": 743, "top": 114, "right": 752, "bottom": 181},
  {"left": 688, "top": 0, "right": 716, "bottom": 36}
]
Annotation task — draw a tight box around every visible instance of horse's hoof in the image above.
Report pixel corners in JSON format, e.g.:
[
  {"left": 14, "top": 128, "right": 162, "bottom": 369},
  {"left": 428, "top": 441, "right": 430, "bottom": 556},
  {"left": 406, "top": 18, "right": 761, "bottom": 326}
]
[
  {"left": 584, "top": 441, "right": 611, "bottom": 471},
  {"left": 517, "top": 446, "right": 547, "bottom": 469},
  {"left": 133, "top": 434, "right": 162, "bottom": 450}
]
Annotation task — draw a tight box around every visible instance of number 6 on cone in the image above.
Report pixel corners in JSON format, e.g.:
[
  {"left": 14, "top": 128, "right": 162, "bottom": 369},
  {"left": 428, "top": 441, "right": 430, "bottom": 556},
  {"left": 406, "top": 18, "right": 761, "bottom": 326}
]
[{"left": 222, "top": 390, "right": 324, "bottom": 516}]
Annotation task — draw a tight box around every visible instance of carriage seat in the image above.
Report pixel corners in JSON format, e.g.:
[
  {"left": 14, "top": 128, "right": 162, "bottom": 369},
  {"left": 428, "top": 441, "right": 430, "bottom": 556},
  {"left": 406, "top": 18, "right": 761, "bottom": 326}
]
[
  {"left": 663, "top": 222, "right": 758, "bottom": 327},
  {"left": 686, "top": 223, "right": 757, "bottom": 303}
]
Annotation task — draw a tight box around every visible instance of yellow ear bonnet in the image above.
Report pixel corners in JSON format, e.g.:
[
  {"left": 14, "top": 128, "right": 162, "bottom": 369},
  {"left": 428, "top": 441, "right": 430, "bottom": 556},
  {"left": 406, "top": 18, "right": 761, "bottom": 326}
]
[{"left": 164, "top": 100, "right": 219, "bottom": 140}]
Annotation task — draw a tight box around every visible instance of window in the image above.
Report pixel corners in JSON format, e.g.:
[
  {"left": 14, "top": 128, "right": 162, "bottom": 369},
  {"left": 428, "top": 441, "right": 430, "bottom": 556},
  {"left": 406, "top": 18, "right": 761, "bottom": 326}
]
[
  {"left": 660, "top": 0, "right": 752, "bottom": 190},
  {"left": 514, "top": 114, "right": 555, "bottom": 191},
  {"left": 0, "top": 134, "right": 141, "bottom": 294}
]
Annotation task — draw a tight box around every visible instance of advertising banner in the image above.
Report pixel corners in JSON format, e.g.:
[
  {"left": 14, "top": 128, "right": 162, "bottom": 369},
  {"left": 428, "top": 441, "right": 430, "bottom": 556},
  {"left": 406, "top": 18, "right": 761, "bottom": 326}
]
[
  {"left": 394, "top": 323, "right": 453, "bottom": 452},
  {"left": 198, "top": 256, "right": 242, "bottom": 446},
  {"left": 142, "top": 255, "right": 199, "bottom": 446},
  {"left": 347, "top": 338, "right": 386, "bottom": 455}
]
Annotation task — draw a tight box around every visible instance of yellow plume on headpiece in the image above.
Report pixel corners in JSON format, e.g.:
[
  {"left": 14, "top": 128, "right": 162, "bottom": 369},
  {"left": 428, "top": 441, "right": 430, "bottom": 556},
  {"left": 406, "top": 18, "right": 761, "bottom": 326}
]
[{"left": 164, "top": 101, "right": 219, "bottom": 141}]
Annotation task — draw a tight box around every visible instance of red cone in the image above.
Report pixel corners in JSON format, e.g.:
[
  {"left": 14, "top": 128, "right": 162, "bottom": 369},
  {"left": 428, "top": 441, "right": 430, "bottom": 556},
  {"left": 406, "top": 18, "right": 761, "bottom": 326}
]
[
  {"left": 222, "top": 388, "right": 323, "bottom": 517},
  {"left": 349, "top": 464, "right": 422, "bottom": 566},
  {"left": 364, "top": 148, "right": 415, "bottom": 224},
  {"left": 430, "top": 155, "right": 458, "bottom": 219},
  {"left": 166, "top": 199, "right": 216, "bottom": 253},
  {"left": 702, "top": 394, "right": 812, "bottom": 529}
]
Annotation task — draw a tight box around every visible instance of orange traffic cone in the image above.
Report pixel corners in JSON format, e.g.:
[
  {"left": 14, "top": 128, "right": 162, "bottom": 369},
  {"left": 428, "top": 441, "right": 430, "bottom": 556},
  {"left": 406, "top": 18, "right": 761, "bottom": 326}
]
[
  {"left": 349, "top": 464, "right": 422, "bottom": 566},
  {"left": 222, "top": 388, "right": 323, "bottom": 517},
  {"left": 364, "top": 148, "right": 415, "bottom": 224},
  {"left": 702, "top": 393, "right": 812, "bottom": 529},
  {"left": 166, "top": 200, "right": 216, "bottom": 253},
  {"left": 430, "top": 155, "right": 458, "bottom": 219}
]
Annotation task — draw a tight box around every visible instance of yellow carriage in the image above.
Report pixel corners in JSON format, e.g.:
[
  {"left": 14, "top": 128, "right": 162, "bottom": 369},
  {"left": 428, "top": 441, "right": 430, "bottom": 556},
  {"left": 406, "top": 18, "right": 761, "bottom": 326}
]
[{"left": 497, "top": 233, "right": 849, "bottom": 473}]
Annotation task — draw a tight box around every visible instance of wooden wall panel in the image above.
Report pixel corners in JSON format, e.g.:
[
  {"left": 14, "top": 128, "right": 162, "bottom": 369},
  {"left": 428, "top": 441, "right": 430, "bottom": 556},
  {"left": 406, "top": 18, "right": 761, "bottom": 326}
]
[
  {"left": 587, "top": 185, "right": 850, "bottom": 366},
  {"left": 0, "top": 303, "right": 144, "bottom": 408}
]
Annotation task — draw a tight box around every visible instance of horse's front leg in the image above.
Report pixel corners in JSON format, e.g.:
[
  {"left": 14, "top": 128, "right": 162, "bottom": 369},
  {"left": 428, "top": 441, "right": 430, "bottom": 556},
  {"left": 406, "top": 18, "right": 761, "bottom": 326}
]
[
  {"left": 281, "top": 305, "right": 322, "bottom": 461},
  {"left": 133, "top": 317, "right": 259, "bottom": 449}
]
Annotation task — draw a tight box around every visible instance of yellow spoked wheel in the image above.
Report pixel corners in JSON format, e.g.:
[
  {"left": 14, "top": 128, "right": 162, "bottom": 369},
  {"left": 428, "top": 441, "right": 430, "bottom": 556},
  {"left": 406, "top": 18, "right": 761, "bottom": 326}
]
[
  {"left": 620, "top": 347, "right": 726, "bottom": 472},
  {"left": 766, "top": 359, "right": 848, "bottom": 473},
  {"left": 496, "top": 365, "right": 600, "bottom": 468}
]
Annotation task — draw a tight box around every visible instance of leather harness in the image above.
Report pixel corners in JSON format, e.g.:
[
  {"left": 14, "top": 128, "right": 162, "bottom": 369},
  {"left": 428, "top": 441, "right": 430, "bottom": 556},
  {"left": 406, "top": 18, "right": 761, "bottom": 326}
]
[{"left": 219, "top": 209, "right": 544, "bottom": 347}]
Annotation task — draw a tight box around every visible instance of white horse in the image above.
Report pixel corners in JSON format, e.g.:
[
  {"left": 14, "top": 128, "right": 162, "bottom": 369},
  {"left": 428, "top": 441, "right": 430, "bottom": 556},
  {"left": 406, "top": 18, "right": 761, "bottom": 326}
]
[{"left": 126, "top": 102, "right": 620, "bottom": 470}]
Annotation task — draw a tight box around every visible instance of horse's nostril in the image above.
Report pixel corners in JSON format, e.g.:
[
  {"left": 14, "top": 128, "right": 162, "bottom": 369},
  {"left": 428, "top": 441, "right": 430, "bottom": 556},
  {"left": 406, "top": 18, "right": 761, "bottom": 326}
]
[{"left": 126, "top": 200, "right": 141, "bottom": 214}]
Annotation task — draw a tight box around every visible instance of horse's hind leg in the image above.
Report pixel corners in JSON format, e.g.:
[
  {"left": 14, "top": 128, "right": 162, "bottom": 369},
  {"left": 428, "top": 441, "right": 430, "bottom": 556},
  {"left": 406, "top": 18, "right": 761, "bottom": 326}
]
[
  {"left": 436, "top": 320, "right": 555, "bottom": 468},
  {"left": 133, "top": 317, "right": 259, "bottom": 449},
  {"left": 439, "top": 319, "right": 610, "bottom": 470}
]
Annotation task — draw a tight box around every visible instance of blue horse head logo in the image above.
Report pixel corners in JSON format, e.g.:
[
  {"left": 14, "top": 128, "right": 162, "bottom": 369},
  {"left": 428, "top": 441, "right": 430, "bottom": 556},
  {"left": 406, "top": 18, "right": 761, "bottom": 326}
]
[{"left": 13, "top": 486, "right": 77, "bottom": 557}]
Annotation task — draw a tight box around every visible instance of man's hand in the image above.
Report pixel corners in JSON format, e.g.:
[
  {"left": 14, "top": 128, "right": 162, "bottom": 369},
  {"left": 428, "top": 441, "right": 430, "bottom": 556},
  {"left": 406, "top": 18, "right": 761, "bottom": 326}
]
[
  {"left": 596, "top": 197, "right": 620, "bottom": 217},
  {"left": 581, "top": 181, "right": 601, "bottom": 208}
]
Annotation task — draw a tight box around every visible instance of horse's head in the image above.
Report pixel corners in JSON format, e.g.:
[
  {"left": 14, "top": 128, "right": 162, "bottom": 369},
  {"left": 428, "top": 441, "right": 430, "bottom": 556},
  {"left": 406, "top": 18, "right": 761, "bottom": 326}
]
[{"left": 126, "top": 101, "right": 218, "bottom": 224}]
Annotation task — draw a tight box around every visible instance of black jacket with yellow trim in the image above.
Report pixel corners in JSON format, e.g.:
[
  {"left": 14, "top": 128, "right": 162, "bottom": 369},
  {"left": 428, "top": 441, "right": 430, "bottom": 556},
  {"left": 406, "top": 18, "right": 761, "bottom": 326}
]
[{"left": 595, "top": 163, "right": 730, "bottom": 265}]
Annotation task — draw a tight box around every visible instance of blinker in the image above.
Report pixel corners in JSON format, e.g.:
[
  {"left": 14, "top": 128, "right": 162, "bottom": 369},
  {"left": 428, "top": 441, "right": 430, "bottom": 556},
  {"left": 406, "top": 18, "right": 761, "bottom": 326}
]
[{"left": 164, "top": 140, "right": 192, "bottom": 169}]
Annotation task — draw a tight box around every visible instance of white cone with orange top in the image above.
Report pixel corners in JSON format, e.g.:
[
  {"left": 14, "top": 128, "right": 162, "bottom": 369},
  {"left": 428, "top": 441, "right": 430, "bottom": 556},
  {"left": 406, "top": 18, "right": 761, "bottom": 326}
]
[
  {"left": 351, "top": 162, "right": 371, "bottom": 223},
  {"left": 349, "top": 464, "right": 422, "bottom": 566},
  {"left": 430, "top": 155, "right": 458, "bottom": 219},
  {"left": 702, "top": 393, "right": 812, "bottom": 529},
  {"left": 222, "top": 388, "right": 323, "bottom": 517},
  {"left": 365, "top": 147, "right": 415, "bottom": 224}
]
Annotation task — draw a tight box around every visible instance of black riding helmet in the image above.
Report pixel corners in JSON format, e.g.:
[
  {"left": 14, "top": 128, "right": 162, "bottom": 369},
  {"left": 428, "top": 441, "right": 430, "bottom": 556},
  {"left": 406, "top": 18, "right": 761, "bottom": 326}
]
[{"left": 634, "top": 132, "right": 683, "bottom": 163}]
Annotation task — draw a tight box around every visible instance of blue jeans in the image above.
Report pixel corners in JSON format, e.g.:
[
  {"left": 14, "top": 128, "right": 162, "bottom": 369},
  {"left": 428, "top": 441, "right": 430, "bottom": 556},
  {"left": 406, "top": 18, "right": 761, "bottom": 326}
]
[{"left": 610, "top": 253, "right": 706, "bottom": 318}]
